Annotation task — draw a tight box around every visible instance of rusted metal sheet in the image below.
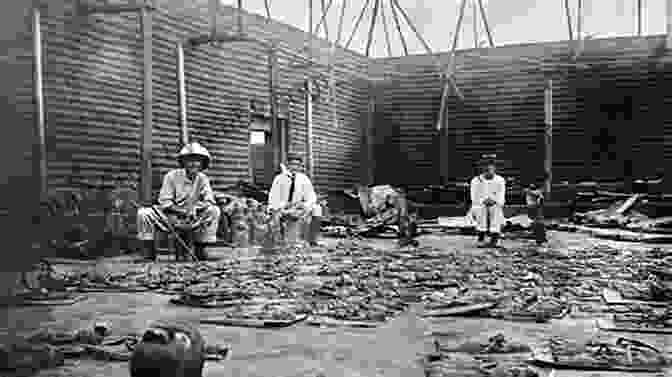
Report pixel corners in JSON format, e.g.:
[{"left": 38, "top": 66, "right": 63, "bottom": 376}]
[
  {"left": 31, "top": 0, "right": 369, "bottom": 196},
  {"left": 373, "top": 35, "right": 672, "bottom": 188}
]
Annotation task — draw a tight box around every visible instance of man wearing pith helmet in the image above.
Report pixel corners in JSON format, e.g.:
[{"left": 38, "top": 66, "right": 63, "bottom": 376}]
[{"left": 136, "top": 142, "right": 221, "bottom": 262}]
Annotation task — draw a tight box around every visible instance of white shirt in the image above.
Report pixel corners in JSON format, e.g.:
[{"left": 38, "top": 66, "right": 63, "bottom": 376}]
[
  {"left": 470, "top": 174, "right": 506, "bottom": 207},
  {"left": 268, "top": 171, "right": 317, "bottom": 210}
]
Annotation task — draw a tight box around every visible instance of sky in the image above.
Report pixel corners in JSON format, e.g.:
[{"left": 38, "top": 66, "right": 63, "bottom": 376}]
[{"left": 221, "top": 0, "right": 667, "bottom": 57}]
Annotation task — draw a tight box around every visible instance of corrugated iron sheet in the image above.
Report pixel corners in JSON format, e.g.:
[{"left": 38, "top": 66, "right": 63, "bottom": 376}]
[
  {"left": 34, "top": 0, "right": 369, "bottom": 195},
  {"left": 373, "top": 35, "right": 672, "bottom": 188}
]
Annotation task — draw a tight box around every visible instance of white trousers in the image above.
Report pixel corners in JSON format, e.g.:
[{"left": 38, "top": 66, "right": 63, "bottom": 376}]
[
  {"left": 136, "top": 205, "right": 221, "bottom": 243},
  {"left": 469, "top": 205, "right": 505, "bottom": 234}
]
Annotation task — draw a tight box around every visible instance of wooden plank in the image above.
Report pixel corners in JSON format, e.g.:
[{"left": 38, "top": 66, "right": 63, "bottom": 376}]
[
  {"left": 140, "top": 8, "right": 153, "bottom": 204},
  {"left": 365, "top": 0, "right": 380, "bottom": 57},
  {"left": 596, "top": 318, "right": 672, "bottom": 335},
  {"left": 33, "top": 8, "right": 47, "bottom": 202},
  {"left": 177, "top": 42, "right": 188, "bottom": 144},
  {"left": 306, "top": 79, "right": 314, "bottom": 178},
  {"left": 544, "top": 79, "right": 553, "bottom": 199},
  {"left": 668, "top": 0, "right": 672, "bottom": 48}
]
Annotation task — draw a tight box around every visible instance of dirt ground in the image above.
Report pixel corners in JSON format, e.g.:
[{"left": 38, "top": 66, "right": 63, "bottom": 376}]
[{"left": 1, "top": 231, "right": 671, "bottom": 377}]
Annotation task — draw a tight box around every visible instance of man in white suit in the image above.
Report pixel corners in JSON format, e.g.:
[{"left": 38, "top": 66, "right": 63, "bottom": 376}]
[
  {"left": 469, "top": 155, "right": 506, "bottom": 247},
  {"left": 268, "top": 152, "right": 322, "bottom": 246}
]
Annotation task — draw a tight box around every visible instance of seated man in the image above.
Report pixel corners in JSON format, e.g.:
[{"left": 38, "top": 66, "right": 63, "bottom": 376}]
[
  {"left": 469, "top": 155, "right": 506, "bottom": 247},
  {"left": 267, "top": 153, "right": 322, "bottom": 246},
  {"left": 136, "top": 142, "right": 221, "bottom": 262}
]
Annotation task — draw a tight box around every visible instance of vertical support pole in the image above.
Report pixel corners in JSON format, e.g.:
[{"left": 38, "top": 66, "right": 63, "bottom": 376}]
[
  {"left": 544, "top": 79, "right": 553, "bottom": 199},
  {"left": 576, "top": 0, "right": 583, "bottom": 57},
  {"left": 472, "top": 0, "right": 478, "bottom": 48},
  {"left": 365, "top": 83, "right": 375, "bottom": 185},
  {"left": 564, "top": 0, "right": 574, "bottom": 41},
  {"left": 667, "top": 0, "right": 672, "bottom": 48},
  {"left": 365, "top": 0, "right": 380, "bottom": 57},
  {"left": 637, "top": 0, "right": 642, "bottom": 36},
  {"left": 305, "top": 80, "right": 314, "bottom": 179},
  {"left": 177, "top": 43, "right": 188, "bottom": 145},
  {"left": 269, "top": 46, "right": 280, "bottom": 170},
  {"left": 33, "top": 7, "right": 47, "bottom": 202},
  {"left": 210, "top": 0, "right": 218, "bottom": 37},
  {"left": 237, "top": 0, "right": 244, "bottom": 34},
  {"left": 140, "top": 8, "right": 153, "bottom": 204}
]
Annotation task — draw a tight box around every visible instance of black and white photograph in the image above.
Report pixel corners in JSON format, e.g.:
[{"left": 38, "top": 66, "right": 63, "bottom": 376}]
[{"left": 0, "top": 0, "right": 671, "bottom": 376}]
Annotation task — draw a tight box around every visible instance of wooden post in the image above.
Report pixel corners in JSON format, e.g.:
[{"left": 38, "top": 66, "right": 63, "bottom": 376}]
[
  {"left": 389, "top": 0, "right": 408, "bottom": 55},
  {"left": 140, "top": 8, "right": 153, "bottom": 204},
  {"left": 177, "top": 43, "right": 188, "bottom": 145},
  {"left": 667, "top": 0, "right": 672, "bottom": 48},
  {"left": 576, "top": 0, "right": 583, "bottom": 57},
  {"left": 637, "top": 0, "right": 642, "bottom": 36},
  {"left": 365, "top": 84, "right": 375, "bottom": 185},
  {"left": 33, "top": 7, "right": 47, "bottom": 202},
  {"left": 544, "top": 79, "right": 553, "bottom": 199},
  {"left": 305, "top": 80, "right": 314, "bottom": 179},
  {"left": 210, "top": 0, "right": 218, "bottom": 37},
  {"left": 564, "top": 0, "right": 573, "bottom": 41},
  {"left": 476, "top": 0, "right": 494, "bottom": 47},
  {"left": 365, "top": 0, "right": 380, "bottom": 56},
  {"left": 237, "top": 0, "right": 244, "bottom": 34},
  {"left": 269, "top": 46, "right": 280, "bottom": 170},
  {"left": 472, "top": 0, "right": 478, "bottom": 48}
]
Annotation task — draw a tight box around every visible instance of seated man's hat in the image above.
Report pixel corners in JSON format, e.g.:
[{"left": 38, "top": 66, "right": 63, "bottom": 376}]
[{"left": 178, "top": 142, "right": 212, "bottom": 170}]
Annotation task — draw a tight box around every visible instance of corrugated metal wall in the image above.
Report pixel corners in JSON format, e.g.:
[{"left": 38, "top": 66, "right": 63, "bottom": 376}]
[
  {"left": 372, "top": 35, "right": 672, "bottom": 188},
  {"left": 34, "top": 0, "right": 369, "bottom": 194}
]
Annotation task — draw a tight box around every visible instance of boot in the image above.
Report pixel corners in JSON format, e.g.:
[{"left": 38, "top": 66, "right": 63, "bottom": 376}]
[
  {"left": 477, "top": 232, "right": 486, "bottom": 243},
  {"left": 307, "top": 217, "right": 322, "bottom": 247},
  {"left": 194, "top": 243, "right": 208, "bottom": 261},
  {"left": 487, "top": 233, "right": 500, "bottom": 247},
  {"left": 141, "top": 240, "right": 157, "bottom": 262}
]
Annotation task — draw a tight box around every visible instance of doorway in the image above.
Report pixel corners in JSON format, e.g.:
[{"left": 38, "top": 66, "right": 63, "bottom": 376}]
[{"left": 249, "top": 116, "right": 287, "bottom": 187}]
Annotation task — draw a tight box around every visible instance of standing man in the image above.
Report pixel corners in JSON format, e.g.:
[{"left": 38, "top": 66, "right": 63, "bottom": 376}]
[
  {"left": 524, "top": 182, "right": 547, "bottom": 245},
  {"left": 136, "top": 142, "right": 221, "bottom": 262},
  {"left": 268, "top": 152, "right": 322, "bottom": 246},
  {"left": 469, "top": 154, "right": 506, "bottom": 247}
]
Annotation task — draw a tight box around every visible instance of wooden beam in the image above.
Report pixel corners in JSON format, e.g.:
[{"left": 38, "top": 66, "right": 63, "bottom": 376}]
[
  {"left": 33, "top": 7, "right": 47, "bottom": 202},
  {"left": 544, "top": 79, "right": 553, "bottom": 199},
  {"left": 186, "top": 33, "right": 263, "bottom": 47},
  {"left": 78, "top": 2, "right": 155, "bottom": 14},
  {"left": 389, "top": 0, "right": 408, "bottom": 55},
  {"left": 365, "top": 0, "right": 381, "bottom": 56},
  {"left": 391, "top": 0, "right": 432, "bottom": 54},
  {"left": 336, "top": 0, "right": 348, "bottom": 46},
  {"left": 210, "top": 0, "right": 218, "bottom": 37},
  {"left": 575, "top": 0, "right": 583, "bottom": 57},
  {"left": 564, "top": 0, "right": 573, "bottom": 41},
  {"left": 365, "top": 84, "right": 376, "bottom": 185},
  {"left": 140, "top": 7, "right": 153, "bottom": 204},
  {"left": 177, "top": 42, "right": 188, "bottom": 145},
  {"left": 314, "top": 0, "right": 334, "bottom": 37},
  {"left": 637, "top": 0, "right": 642, "bottom": 36},
  {"left": 437, "top": 0, "right": 467, "bottom": 131},
  {"left": 472, "top": 0, "right": 478, "bottom": 48},
  {"left": 264, "top": 0, "right": 271, "bottom": 23},
  {"left": 380, "top": 0, "right": 393, "bottom": 56},
  {"left": 305, "top": 80, "right": 315, "bottom": 179},
  {"left": 269, "top": 46, "right": 280, "bottom": 169},
  {"left": 345, "top": 0, "right": 371, "bottom": 49},
  {"left": 238, "top": 0, "right": 244, "bottom": 34},
  {"left": 668, "top": 0, "right": 672, "bottom": 48},
  {"left": 476, "top": 0, "right": 494, "bottom": 47}
]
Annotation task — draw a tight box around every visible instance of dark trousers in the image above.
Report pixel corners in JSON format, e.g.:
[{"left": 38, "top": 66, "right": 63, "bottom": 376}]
[{"left": 528, "top": 205, "right": 547, "bottom": 244}]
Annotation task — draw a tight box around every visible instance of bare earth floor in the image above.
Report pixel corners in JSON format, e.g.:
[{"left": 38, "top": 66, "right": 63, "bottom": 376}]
[{"left": 1, "top": 232, "right": 671, "bottom": 377}]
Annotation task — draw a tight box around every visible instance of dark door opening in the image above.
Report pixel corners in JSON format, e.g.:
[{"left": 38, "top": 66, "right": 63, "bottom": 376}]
[{"left": 249, "top": 116, "right": 288, "bottom": 187}]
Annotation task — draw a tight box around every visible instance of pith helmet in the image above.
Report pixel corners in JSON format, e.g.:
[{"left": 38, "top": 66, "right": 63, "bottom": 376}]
[{"left": 178, "top": 142, "right": 211, "bottom": 170}]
